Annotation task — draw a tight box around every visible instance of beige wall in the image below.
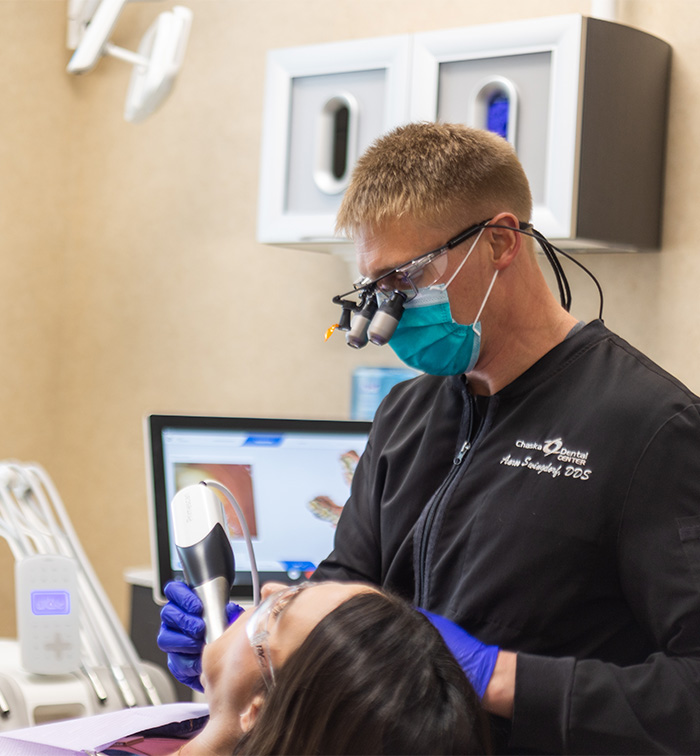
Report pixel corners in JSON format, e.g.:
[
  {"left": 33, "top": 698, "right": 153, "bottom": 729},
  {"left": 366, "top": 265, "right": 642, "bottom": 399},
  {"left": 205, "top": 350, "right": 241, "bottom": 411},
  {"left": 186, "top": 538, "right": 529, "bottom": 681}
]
[{"left": 0, "top": 0, "right": 697, "bottom": 637}]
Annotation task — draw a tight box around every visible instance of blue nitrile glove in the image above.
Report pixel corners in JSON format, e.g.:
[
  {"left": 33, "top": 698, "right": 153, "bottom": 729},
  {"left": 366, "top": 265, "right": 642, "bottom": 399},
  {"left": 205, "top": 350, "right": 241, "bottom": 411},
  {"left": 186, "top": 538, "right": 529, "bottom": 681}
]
[
  {"left": 419, "top": 608, "right": 499, "bottom": 699},
  {"left": 157, "top": 581, "right": 244, "bottom": 692}
]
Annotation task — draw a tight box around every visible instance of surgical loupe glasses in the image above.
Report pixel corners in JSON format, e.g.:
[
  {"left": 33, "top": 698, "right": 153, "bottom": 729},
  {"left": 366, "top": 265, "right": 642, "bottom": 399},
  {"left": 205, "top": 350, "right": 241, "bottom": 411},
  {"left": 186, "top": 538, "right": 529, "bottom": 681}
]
[
  {"left": 327, "top": 219, "right": 605, "bottom": 350},
  {"left": 329, "top": 219, "right": 499, "bottom": 349}
]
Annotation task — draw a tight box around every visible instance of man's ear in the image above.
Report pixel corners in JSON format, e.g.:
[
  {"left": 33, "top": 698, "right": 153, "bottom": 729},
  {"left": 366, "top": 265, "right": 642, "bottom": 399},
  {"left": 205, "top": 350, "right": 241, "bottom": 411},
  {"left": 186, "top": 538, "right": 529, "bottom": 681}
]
[
  {"left": 240, "top": 693, "right": 265, "bottom": 732},
  {"left": 487, "top": 214, "right": 522, "bottom": 270}
]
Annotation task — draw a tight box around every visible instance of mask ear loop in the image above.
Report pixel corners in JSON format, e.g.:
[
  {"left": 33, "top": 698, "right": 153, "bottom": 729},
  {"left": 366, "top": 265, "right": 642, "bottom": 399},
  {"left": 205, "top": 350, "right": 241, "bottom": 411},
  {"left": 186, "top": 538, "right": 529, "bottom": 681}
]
[
  {"left": 471, "top": 269, "right": 499, "bottom": 329},
  {"left": 431, "top": 227, "right": 486, "bottom": 291}
]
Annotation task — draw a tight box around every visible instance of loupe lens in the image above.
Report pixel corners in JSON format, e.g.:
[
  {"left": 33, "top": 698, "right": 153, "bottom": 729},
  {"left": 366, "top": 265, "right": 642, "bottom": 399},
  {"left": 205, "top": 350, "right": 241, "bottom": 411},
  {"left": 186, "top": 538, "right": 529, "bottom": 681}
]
[
  {"left": 368, "top": 292, "right": 405, "bottom": 346},
  {"left": 346, "top": 299, "right": 377, "bottom": 349}
]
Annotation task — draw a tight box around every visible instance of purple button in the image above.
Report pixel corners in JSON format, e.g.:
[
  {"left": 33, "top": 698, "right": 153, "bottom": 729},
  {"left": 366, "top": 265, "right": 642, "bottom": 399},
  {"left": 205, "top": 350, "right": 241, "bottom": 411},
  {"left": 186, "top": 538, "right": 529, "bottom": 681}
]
[{"left": 31, "top": 591, "right": 70, "bottom": 615}]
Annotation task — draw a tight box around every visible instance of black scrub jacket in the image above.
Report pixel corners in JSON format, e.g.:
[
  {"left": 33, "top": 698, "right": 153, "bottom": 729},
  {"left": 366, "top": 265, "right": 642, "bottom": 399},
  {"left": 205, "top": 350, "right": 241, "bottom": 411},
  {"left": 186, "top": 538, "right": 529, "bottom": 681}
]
[{"left": 315, "top": 320, "right": 700, "bottom": 754}]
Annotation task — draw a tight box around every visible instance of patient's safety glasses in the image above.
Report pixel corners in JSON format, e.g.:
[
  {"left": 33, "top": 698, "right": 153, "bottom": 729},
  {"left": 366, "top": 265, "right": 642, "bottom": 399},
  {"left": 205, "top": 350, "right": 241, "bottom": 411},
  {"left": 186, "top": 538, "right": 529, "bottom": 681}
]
[{"left": 246, "top": 582, "right": 312, "bottom": 689}]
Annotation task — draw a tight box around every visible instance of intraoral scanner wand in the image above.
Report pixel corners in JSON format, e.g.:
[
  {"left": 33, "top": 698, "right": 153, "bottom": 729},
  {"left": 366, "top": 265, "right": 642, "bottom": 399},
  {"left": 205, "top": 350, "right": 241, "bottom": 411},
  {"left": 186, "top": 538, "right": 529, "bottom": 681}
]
[{"left": 171, "top": 483, "right": 236, "bottom": 643}]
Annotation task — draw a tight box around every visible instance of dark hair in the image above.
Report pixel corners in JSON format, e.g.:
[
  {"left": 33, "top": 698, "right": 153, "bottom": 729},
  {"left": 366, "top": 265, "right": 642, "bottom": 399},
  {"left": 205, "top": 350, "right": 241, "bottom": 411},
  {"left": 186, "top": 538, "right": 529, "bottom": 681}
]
[{"left": 234, "top": 589, "right": 491, "bottom": 755}]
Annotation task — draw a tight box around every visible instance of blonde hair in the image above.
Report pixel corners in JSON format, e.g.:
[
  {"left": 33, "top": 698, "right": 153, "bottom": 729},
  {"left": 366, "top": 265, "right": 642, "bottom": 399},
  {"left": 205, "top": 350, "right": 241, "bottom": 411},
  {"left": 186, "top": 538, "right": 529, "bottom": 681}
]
[{"left": 336, "top": 122, "right": 533, "bottom": 236}]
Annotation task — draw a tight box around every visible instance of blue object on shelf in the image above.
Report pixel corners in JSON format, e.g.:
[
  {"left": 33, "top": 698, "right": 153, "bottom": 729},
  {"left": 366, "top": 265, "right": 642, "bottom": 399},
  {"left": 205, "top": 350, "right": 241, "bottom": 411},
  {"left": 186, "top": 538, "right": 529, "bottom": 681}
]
[{"left": 351, "top": 367, "right": 419, "bottom": 420}]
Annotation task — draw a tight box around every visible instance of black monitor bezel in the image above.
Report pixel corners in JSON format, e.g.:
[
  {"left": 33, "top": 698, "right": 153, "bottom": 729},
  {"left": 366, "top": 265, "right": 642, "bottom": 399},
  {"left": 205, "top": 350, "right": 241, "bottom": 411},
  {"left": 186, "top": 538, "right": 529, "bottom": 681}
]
[{"left": 146, "top": 414, "right": 372, "bottom": 604}]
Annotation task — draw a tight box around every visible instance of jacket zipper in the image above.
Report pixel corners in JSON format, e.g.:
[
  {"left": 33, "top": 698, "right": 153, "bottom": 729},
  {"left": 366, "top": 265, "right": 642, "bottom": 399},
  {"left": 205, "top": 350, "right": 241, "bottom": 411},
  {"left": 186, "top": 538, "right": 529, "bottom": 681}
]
[
  {"left": 416, "top": 393, "right": 475, "bottom": 606},
  {"left": 454, "top": 440, "right": 471, "bottom": 464}
]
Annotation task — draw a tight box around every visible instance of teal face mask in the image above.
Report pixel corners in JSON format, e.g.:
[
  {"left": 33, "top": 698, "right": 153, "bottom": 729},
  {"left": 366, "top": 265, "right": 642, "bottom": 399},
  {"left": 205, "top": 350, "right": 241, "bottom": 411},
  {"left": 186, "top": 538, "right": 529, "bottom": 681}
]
[{"left": 388, "top": 228, "right": 498, "bottom": 376}]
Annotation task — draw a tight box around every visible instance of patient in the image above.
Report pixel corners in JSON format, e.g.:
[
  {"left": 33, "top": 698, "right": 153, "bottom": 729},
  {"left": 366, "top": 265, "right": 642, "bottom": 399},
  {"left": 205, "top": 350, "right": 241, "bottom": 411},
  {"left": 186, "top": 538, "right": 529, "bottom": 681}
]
[
  {"left": 181, "top": 580, "right": 489, "bottom": 755},
  {"left": 0, "top": 581, "right": 489, "bottom": 755}
]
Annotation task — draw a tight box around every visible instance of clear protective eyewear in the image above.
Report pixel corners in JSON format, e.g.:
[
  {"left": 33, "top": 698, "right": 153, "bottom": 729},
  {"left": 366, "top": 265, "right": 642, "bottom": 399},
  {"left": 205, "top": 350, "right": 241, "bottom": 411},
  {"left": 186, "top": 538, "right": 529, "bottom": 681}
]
[
  {"left": 356, "top": 218, "right": 492, "bottom": 303},
  {"left": 327, "top": 219, "right": 491, "bottom": 345},
  {"left": 245, "top": 582, "right": 312, "bottom": 690},
  {"left": 326, "top": 217, "right": 566, "bottom": 348}
]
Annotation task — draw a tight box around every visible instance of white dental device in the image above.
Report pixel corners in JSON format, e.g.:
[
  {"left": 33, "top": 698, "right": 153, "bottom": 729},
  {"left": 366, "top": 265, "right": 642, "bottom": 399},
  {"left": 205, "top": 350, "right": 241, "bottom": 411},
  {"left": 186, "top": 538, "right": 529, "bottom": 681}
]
[
  {"left": 15, "top": 554, "right": 81, "bottom": 675},
  {"left": 171, "top": 483, "right": 236, "bottom": 643}
]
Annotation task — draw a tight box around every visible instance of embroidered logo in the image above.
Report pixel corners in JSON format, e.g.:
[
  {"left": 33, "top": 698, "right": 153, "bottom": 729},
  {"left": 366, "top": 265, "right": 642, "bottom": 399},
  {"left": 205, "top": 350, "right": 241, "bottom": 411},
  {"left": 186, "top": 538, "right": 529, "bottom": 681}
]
[{"left": 500, "top": 437, "right": 592, "bottom": 481}]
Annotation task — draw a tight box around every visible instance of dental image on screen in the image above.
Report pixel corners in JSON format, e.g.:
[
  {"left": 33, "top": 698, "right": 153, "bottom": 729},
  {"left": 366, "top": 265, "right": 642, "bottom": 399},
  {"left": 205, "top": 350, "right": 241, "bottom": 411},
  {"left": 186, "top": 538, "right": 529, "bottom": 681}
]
[
  {"left": 175, "top": 462, "right": 258, "bottom": 537},
  {"left": 307, "top": 449, "right": 359, "bottom": 527},
  {"left": 162, "top": 426, "right": 368, "bottom": 581}
]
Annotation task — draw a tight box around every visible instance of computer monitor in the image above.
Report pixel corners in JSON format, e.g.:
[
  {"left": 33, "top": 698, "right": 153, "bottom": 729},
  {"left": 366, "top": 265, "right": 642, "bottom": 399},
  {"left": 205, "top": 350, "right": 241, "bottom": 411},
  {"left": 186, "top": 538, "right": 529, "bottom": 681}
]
[{"left": 146, "top": 415, "right": 372, "bottom": 603}]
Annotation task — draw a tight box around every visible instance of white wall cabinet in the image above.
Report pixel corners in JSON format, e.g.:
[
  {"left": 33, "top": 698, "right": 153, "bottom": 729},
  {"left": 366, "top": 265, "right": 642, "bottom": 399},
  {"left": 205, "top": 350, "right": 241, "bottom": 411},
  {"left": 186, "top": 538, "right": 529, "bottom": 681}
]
[{"left": 258, "top": 15, "right": 671, "bottom": 255}]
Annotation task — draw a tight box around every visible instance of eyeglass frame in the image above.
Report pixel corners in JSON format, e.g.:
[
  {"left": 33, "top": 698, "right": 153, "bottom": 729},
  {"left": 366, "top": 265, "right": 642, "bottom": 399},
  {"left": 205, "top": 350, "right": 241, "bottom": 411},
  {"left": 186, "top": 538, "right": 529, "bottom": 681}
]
[
  {"left": 245, "top": 582, "right": 312, "bottom": 690},
  {"left": 334, "top": 218, "right": 532, "bottom": 306},
  {"left": 367, "top": 218, "right": 490, "bottom": 301}
]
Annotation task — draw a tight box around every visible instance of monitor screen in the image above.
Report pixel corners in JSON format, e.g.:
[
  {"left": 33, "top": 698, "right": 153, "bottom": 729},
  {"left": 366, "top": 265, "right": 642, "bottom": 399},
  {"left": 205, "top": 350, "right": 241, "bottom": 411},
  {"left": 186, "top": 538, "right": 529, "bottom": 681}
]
[{"left": 146, "top": 415, "right": 372, "bottom": 603}]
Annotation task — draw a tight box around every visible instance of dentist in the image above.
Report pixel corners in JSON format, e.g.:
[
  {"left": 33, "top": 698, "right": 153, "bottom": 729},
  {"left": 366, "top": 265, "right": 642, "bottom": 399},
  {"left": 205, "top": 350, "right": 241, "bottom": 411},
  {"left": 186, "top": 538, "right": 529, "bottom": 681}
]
[{"left": 161, "top": 123, "right": 700, "bottom": 755}]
